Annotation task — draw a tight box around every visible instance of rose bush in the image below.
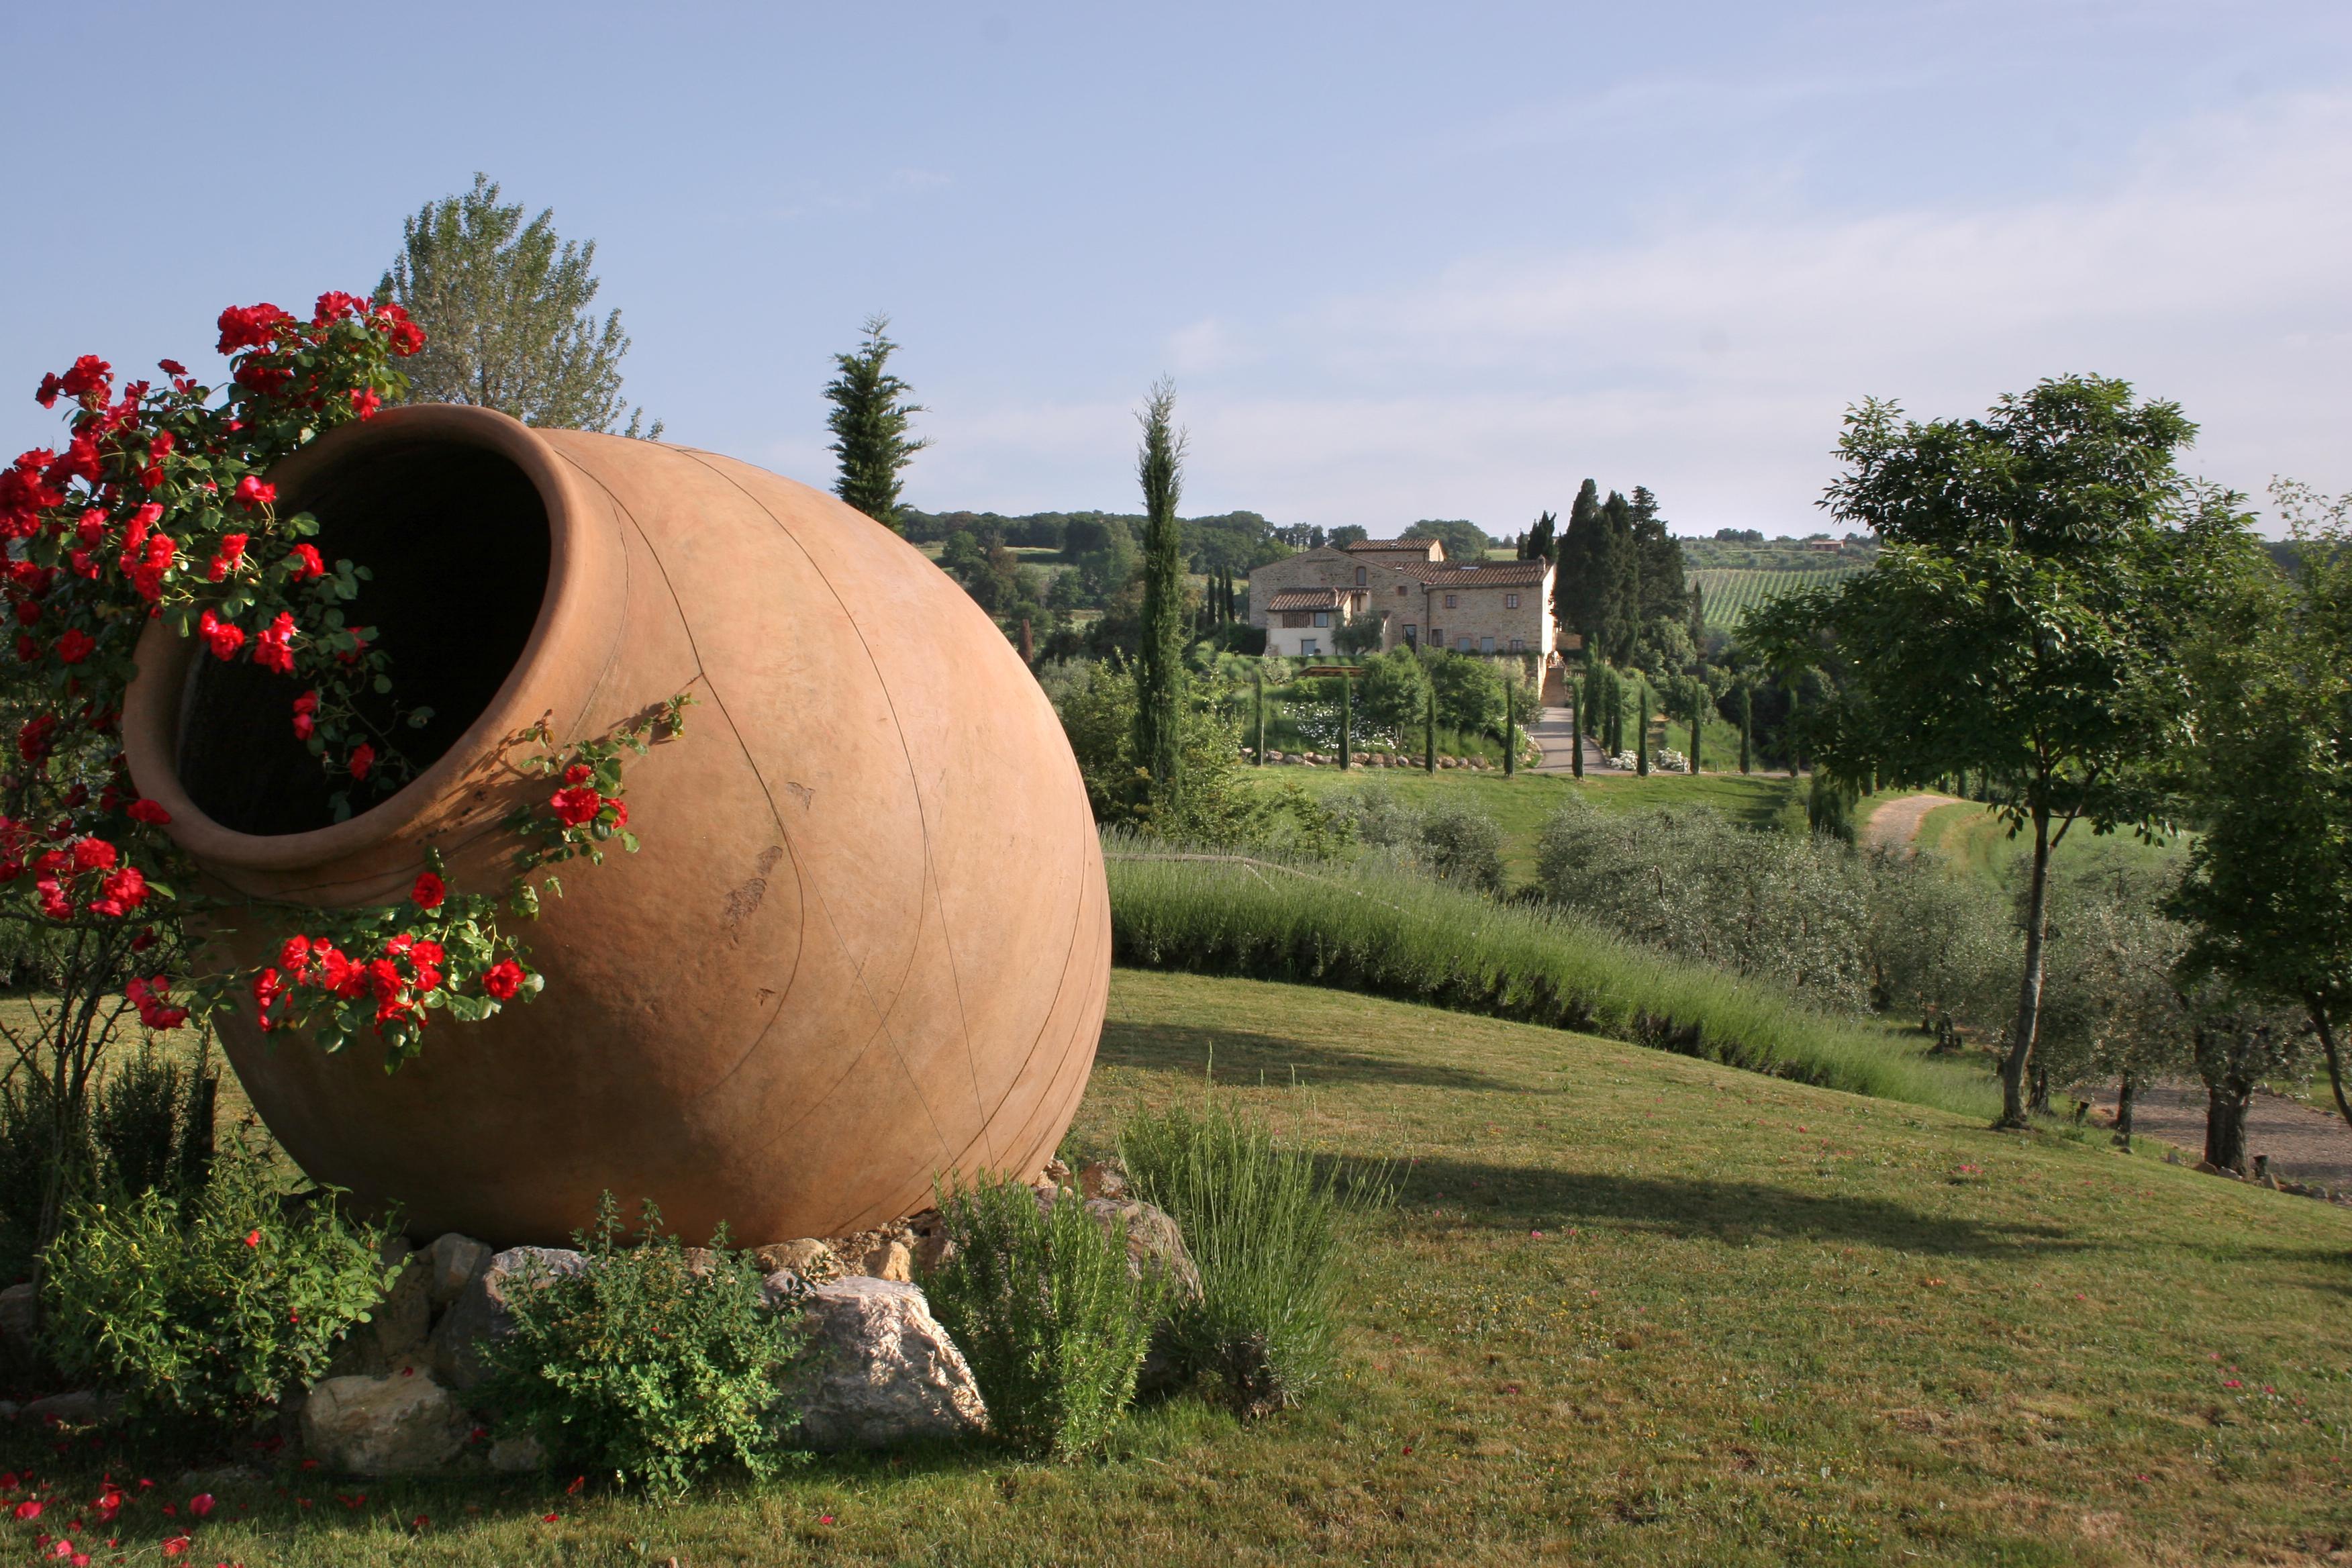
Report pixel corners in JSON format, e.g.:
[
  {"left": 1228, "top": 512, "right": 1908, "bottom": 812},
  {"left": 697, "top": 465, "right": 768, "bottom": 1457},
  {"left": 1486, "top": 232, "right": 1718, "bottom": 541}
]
[{"left": 0, "top": 294, "right": 680, "bottom": 1259}]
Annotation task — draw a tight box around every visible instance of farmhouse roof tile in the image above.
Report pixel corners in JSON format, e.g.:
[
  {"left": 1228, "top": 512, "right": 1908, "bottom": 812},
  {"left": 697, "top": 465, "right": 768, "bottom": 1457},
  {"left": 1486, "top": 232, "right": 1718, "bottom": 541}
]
[{"left": 1264, "top": 587, "right": 1345, "bottom": 611}]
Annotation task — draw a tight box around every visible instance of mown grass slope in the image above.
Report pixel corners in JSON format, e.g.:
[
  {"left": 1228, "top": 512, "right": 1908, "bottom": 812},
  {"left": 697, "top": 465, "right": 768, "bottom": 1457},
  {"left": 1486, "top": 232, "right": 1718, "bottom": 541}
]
[
  {"left": 19, "top": 972, "right": 2350, "bottom": 1567},
  {"left": 1914, "top": 799, "right": 2189, "bottom": 889}
]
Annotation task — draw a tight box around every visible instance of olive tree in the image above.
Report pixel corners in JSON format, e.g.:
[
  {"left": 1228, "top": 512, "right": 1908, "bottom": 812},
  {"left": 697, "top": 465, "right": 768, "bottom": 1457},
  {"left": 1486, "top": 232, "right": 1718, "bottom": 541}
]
[{"left": 2170, "top": 482, "right": 2352, "bottom": 1128}]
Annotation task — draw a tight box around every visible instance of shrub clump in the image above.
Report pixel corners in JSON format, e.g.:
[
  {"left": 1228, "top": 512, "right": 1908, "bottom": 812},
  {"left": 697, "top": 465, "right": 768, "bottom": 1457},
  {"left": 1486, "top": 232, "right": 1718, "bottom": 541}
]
[
  {"left": 1328, "top": 787, "right": 1505, "bottom": 894},
  {"left": 1119, "top": 1099, "right": 1379, "bottom": 1417},
  {"left": 922, "top": 1173, "right": 1163, "bottom": 1459},
  {"left": 41, "top": 1136, "right": 397, "bottom": 1444},
  {"left": 482, "top": 1195, "right": 805, "bottom": 1498},
  {"left": 1534, "top": 797, "right": 1876, "bottom": 1009}
]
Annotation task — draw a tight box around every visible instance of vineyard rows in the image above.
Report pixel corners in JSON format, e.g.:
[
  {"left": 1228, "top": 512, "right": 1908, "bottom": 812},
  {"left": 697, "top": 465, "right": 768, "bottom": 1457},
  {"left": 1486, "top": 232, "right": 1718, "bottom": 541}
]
[{"left": 1691, "top": 566, "right": 1861, "bottom": 631}]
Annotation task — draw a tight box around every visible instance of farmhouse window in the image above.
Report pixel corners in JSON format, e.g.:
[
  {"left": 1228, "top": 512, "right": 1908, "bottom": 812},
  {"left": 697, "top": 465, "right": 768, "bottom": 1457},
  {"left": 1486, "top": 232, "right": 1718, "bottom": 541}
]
[
  {"left": 1355, "top": 567, "right": 1367, "bottom": 585},
  {"left": 1508, "top": 637, "right": 1524, "bottom": 652},
  {"left": 1313, "top": 611, "right": 1330, "bottom": 628},
  {"left": 1480, "top": 636, "right": 1496, "bottom": 654},
  {"left": 1301, "top": 638, "right": 1320, "bottom": 656},
  {"left": 1444, "top": 593, "right": 1458, "bottom": 608},
  {"left": 1428, "top": 628, "right": 1442, "bottom": 646},
  {"left": 1505, "top": 593, "right": 1519, "bottom": 609},
  {"left": 1455, "top": 636, "right": 1472, "bottom": 652},
  {"left": 1282, "top": 611, "right": 1310, "bottom": 628},
  {"left": 1397, "top": 584, "right": 1408, "bottom": 595}
]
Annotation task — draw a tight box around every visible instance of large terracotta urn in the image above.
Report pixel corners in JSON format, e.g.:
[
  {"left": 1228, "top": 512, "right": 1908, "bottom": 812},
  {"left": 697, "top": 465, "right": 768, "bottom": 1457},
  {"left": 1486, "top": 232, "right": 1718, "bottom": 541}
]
[{"left": 121, "top": 405, "right": 1109, "bottom": 1247}]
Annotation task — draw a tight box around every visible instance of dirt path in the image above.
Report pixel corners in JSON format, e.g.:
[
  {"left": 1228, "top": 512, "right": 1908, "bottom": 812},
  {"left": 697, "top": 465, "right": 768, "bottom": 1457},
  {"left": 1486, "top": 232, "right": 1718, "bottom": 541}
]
[
  {"left": 2079, "top": 1083, "right": 2352, "bottom": 1189},
  {"left": 1861, "top": 792, "right": 1961, "bottom": 852}
]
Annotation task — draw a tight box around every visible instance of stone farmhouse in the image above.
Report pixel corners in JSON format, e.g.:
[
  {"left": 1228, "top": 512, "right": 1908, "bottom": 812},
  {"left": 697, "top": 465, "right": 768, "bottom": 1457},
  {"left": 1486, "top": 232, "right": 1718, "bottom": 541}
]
[{"left": 1247, "top": 538, "right": 1556, "bottom": 660}]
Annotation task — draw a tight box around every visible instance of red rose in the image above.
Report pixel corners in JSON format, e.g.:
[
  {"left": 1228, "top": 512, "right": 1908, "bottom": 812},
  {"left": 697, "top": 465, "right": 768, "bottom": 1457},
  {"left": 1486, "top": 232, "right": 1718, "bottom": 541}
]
[
  {"left": 215, "top": 302, "right": 291, "bottom": 354},
  {"left": 127, "top": 797, "right": 170, "bottom": 825},
  {"left": 411, "top": 871, "right": 446, "bottom": 910},
  {"left": 311, "top": 291, "right": 367, "bottom": 324},
  {"left": 291, "top": 689, "right": 319, "bottom": 740},
  {"left": 279, "top": 934, "right": 313, "bottom": 975},
  {"left": 54, "top": 628, "right": 93, "bottom": 665},
  {"left": 207, "top": 532, "right": 249, "bottom": 581},
  {"left": 88, "top": 865, "right": 146, "bottom": 918},
  {"left": 197, "top": 609, "right": 244, "bottom": 660},
  {"left": 157, "top": 358, "right": 188, "bottom": 378},
  {"left": 17, "top": 715, "right": 55, "bottom": 763},
  {"left": 563, "top": 763, "right": 593, "bottom": 785},
  {"left": 350, "top": 388, "right": 382, "bottom": 420},
  {"left": 70, "top": 836, "right": 117, "bottom": 873},
  {"left": 482, "top": 959, "right": 526, "bottom": 1000},
  {"left": 287, "top": 542, "right": 326, "bottom": 581},
  {"left": 348, "top": 742, "right": 375, "bottom": 781},
  {"left": 549, "top": 785, "right": 601, "bottom": 827},
  {"left": 232, "top": 477, "right": 275, "bottom": 511},
  {"left": 253, "top": 611, "right": 296, "bottom": 675}
]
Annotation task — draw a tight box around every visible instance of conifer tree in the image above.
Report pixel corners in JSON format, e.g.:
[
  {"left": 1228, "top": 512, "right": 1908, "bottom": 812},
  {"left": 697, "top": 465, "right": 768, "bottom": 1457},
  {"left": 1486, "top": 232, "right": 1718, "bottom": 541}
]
[
  {"left": 1133, "top": 381, "right": 1188, "bottom": 802},
  {"left": 824, "top": 315, "right": 932, "bottom": 532}
]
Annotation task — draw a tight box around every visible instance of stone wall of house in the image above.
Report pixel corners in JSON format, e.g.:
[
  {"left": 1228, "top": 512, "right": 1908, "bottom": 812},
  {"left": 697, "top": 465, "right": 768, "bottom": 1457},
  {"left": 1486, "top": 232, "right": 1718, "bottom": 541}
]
[{"left": 1418, "top": 571, "right": 1553, "bottom": 658}]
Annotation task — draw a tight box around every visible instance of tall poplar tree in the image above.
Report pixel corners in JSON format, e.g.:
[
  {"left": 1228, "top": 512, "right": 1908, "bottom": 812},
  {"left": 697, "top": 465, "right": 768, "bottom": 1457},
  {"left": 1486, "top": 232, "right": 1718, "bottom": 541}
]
[
  {"left": 1134, "top": 380, "right": 1188, "bottom": 803},
  {"left": 824, "top": 315, "right": 932, "bottom": 532}
]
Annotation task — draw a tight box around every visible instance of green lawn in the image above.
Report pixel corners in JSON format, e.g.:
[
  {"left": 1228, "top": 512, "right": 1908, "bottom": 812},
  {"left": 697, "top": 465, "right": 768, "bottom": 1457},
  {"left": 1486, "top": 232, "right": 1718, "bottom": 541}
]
[
  {"left": 1248, "top": 765, "right": 1803, "bottom": 886},
  {"left": 34, "top": 971, "right": 2351, "bottom": 1565}
]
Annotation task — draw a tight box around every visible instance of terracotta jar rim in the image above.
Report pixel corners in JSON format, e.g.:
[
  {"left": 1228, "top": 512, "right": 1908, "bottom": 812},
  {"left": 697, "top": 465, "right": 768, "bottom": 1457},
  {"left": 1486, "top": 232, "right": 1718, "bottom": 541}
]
[{"left": 121, "top": 405, "right": 595, "bottom": 874}]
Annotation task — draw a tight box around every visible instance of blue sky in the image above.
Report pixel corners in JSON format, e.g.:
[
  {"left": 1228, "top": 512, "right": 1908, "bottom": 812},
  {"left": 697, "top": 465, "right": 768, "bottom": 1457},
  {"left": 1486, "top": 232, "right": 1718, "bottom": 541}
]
[{"left": 3, "top": 1, "right": 2346, "bottom": 536}]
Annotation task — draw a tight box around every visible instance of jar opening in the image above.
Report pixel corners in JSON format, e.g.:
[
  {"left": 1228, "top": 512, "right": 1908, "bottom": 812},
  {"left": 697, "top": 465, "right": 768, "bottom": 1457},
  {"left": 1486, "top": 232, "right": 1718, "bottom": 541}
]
[{"left": 177, "top": 434, "right": 551, "bottom": 836}]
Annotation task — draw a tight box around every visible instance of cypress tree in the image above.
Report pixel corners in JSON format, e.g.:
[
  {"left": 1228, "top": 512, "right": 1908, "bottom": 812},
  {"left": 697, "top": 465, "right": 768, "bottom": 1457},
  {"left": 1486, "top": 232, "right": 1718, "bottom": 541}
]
[
  {"left": 1570, "top": 684, "right": 1584, "bottom": 779},
  {"left": 1634, "top": 674, "right": 1651, "bottom": 777},
  {"left": 1133, "top": 381, "right": 1187, "bottom": 803},
  {"left": 1504, "top": 680, "right": 1516, "bottom": 777},
  {"left": 1687, "top": 679, "right": 1702, "bottom": 775},
  {"left": 824, "top": 314, "right": 931, "bottom": 532},
  {"left": 1253, "top": 665, "right": 1265, "bottom": 765},
  {"left": 1739, "top": 683, "right": 1753, "bottom": 775}
]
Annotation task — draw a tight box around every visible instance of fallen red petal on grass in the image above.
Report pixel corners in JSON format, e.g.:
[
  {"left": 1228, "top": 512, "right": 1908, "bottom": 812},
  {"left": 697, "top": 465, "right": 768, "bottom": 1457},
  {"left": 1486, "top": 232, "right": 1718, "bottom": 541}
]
[
  {"left": 189, "top": 1495, "right": 213, "bottom": 1518},
  {"left": 565, "top": 1476, "right": 584, "bottom": 1496},
  {"left": 541, "top": 1514, "right": 558, "bottom": 1524}
]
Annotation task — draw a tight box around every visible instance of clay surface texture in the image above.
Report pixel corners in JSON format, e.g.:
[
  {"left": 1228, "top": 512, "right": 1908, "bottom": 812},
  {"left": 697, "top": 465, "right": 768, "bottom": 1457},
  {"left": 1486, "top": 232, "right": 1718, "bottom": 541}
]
[{"left": 122, "top": 406, "right": 1109, "bottom": 1246}]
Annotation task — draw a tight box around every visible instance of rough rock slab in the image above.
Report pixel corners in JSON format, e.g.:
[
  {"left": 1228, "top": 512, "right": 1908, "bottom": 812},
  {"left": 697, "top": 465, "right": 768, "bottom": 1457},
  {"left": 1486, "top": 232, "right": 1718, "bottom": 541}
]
[
  {"left": 425, "top": 1233, "right": 493, "bottom": 1309},
  {"left": 429, "top": 1246, "right": 585, "bottom": 1391},
  {"left": 300, "top": 1373, "right": 470, "bottom": 1475},
  {"left": 780, "top": 1276, "right": 986, "bottom": 1451}
]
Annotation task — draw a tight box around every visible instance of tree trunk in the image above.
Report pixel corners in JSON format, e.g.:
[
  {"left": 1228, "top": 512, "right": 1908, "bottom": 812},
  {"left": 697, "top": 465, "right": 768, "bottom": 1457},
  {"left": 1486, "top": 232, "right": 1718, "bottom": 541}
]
[
  {"left": 2205, "top": 1077, "right": 2251, "bottom": 1174},
  {"left": 2112, "top": 1069, "right": 2137, "bottom": 1144},
  {"left": 1997, "top": 800, "right": 2054, "bottom": 1128},
  {"left": 2028, "top": 1061, "right": 2050, "bottom": 1116},
  {"left": 2310, "top": 997, "right": 2352, "bottom": 1131},
  {"left": 1424, "top": 686, "right": 1436, "bottom": 774},
  {"left": 1570, "top": 687, "right": 1583, "bottom": 779},
  {"left": 1504, "top": 687, "right": 1515, "bottom": 777}
]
